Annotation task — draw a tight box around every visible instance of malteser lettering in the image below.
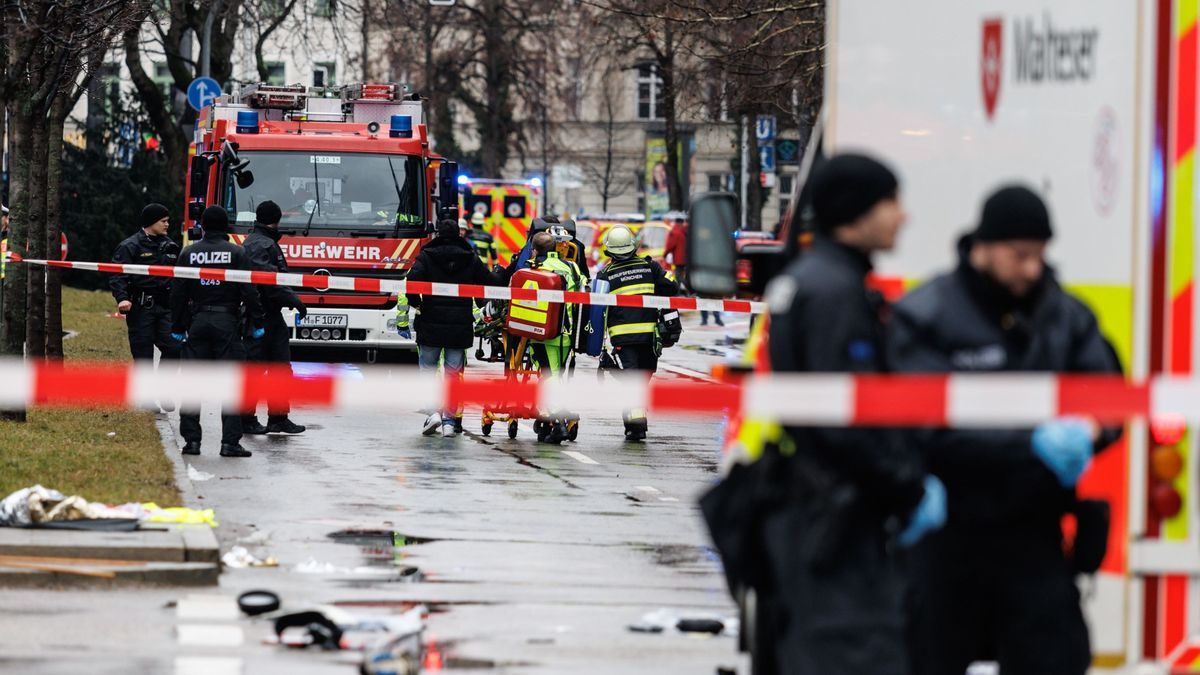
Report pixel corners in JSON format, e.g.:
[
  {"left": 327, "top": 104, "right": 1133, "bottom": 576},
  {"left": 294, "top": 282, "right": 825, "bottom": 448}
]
[
  {"left": 190, "top": 251, "right": 232, "bottom": 265},
  {"left": 1014, "top": 14, "right": 1099, "bottom": 83}
]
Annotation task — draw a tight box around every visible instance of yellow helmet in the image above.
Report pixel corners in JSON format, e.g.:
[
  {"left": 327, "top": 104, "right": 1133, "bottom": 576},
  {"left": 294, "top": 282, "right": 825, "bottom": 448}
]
[
  {"left": 603, "top": 225, "right": 636, "bottom": 255},
  {"left": 470, "top": 212, "right": 486, "bottom": 227}
]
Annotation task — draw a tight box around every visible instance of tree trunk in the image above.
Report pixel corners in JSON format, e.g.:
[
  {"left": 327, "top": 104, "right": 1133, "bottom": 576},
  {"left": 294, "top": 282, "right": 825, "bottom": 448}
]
[
  {"left": 660, "top": 48, "right": 684, "bottom": 211},
  {"left": 44, "top": 98, "right": 67, "bottom": 359},
  {"left": 24, "top": 113, "right": 49, "bottom": 359},
  {"left": 745, "top": 109, "right": 764, "bottom": 230},
  {"left": 125, "top": 28, "right": 189, "bottom": 205},
  {"left": 3, "top": 109, "right": 29, "bottom": 359}
]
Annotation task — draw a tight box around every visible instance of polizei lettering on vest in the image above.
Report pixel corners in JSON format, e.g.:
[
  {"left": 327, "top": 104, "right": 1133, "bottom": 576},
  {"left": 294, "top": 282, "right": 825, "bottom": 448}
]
[
  {"left": 190, "top": 250, "right": 232, "bottom": 265},
  {"left": 283, "top": 244, "right": 383, "bottom": 261},
  {"left": 1014, "top": 14, "right": 1099, "bottom": 83}
]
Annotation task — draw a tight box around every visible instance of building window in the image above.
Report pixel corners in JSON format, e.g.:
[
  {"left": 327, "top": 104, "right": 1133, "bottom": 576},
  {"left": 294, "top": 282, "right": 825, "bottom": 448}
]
[
  {"left": 708, "top": 173, "right": 734, "bottom": 193},
  {"left": 636, "top": 63, "right": 664, "bottom": 121},
  {"left": 779, "top": 173, "right": 797, "bottom": 220},
  {"left": 312, "top": 0, "right": 336, "bottom": 18},
  {"left": 313, "top": 61, "right": 336, "bottom": 87},
  {"left": 265, "top": 62, "right": 286, "bottom": 85},
  {"left": 152, "top": 62, "right": 173, "bottom": 100}
]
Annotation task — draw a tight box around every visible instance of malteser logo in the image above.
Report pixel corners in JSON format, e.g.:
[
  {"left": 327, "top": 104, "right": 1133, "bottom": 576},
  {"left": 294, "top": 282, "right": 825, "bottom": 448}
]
[{"left": 981, "top": 18, "right": 1003, "bottom": 120}]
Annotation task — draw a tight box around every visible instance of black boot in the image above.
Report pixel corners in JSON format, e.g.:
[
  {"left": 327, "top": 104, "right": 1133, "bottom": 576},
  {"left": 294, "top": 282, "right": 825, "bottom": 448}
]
[
  {"left": 220, "top": 443, "right": 252, "bottom": 458},
  {"left": 267, "top": 417, "right": 306, "bottom": 434},
  {"left": 243, "top": 417, "right": 268, "bottom": 435},
  {"left": 182, "top": 441, "right": 201, "bottom": 456}
]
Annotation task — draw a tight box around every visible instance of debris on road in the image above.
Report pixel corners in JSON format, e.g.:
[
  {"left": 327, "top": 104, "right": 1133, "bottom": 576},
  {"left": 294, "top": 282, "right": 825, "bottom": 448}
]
[
  {"left": 628, "top": 609, "right": 737, "bottom": 637},
  {"left": 237, "top": 590, "right": 281, "bottom": 616},
  {"left": 187, "top": 464, "right": 215, "bottom": 482},
  {"left": 222, "top": 545, "right": 278, "bottom": 568}
]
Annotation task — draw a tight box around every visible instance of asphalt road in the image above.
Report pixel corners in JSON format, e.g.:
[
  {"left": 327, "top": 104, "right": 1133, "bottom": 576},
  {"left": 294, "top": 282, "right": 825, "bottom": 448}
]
[{"left": 0, "top": 314, "right": 753, "bottom": 675}]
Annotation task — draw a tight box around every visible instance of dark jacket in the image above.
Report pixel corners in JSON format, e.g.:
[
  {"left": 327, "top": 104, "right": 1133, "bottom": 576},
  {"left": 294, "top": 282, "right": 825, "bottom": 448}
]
[
  {"left": 766, "top": 236, "right": 925, "bottom": 517},
  {"left": 242, "top": 223, "right": 301, "bottom": 318},
  {"left": 406, "top": 235, "right": 498, "bottom": 349},
  {"left": 596, "top": 254, "right": 679, "bottom": 346},
  {"left": 170, "top": 232, "right": 264, "bottom": 333},
  {"left": 110, "top": 230, "right": 179, "bottom": 303},
  {"left": 888, "top": 239, "right": 1122, "bottom": 530}
]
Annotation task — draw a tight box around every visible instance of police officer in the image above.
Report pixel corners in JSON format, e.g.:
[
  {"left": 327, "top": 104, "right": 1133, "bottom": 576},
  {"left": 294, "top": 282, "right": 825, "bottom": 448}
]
[
  {"left": 760, "top": 154, "right": 943, "bottom": 673},
  {"left": 170, "top": 206, "right": 265, "bottom": 458},
  {"left": 110, "top": 203, "right": 182, "bottom": 364},
  {"left": 888, "top": 185, "right": 1122, "bottom": 675},
  {"left": 594, "top": 224, "right": 680, "bottom": 441},
  {"left": 241, "top": 200, "right": 306, "bottom": 436}
]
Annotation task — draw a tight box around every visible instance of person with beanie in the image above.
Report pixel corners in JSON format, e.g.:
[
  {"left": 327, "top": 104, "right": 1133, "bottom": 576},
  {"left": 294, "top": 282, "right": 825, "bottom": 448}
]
[
  {"left": 407, "top": 218, "right": 501, "bottom": 437},
  {"left": 240, "top": 200, "right": 307, "bottom": 435},
  {"left": 110, "top": 203, "right": 183, "bottom": 375},
  {"left": 888, "top": 184, "right": 1122, "bottom": 674},
  {"left": 170, "top": 205, "right": 265, "bottom": 458},
  {"left": 753, "top": 153, "right": 942, "bottom": 673}
]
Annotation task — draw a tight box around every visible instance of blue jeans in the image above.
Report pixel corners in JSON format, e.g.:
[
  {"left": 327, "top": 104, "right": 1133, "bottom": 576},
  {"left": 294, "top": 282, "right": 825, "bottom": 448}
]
[{"left": 418, "top": 345, "right": 466, "bottom": 419}]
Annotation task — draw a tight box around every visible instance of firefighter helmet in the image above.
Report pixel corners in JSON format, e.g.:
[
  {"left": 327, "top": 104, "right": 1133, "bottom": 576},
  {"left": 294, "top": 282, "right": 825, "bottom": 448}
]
[
  {"left": 470, "top": 212, "right": 486, "bottom": 227},
  {"left": 458, "top": 218, "right": 468, "bottom": 232},
  {"left": 603, "top": 225, "right": 636, "bottom": 255}
]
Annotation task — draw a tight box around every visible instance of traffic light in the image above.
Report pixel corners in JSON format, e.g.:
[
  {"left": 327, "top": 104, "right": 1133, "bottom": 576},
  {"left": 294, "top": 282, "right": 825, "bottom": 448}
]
[{"left": 1149, "top": 415, "right": 1186, "bottom": 520}]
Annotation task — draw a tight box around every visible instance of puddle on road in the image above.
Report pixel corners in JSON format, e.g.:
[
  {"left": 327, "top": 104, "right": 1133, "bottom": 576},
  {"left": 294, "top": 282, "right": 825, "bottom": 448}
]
[
  {"left": 636, "top": 543, "right": 721, "bottom": 574},
  {"left": 328, "top": 529, "right": 436, "bottom": 580},
  {"left": 423, "top": 639, "right": 537, "bottom": 671}
]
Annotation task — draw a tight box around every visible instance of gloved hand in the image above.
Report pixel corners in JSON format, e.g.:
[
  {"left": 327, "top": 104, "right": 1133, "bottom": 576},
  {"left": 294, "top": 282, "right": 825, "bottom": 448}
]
[
  {"left": 397, "top": 328, "right": 411, "bottom": 339},
  {"left": 170, "top": 332, "right": 187, "bottom": 343},
  {"left": 251, "top": 327, "right": 265, "bottom": 340},
  {"left": 292, "top": 300, "right": 308, "bottom": 320},
  {"left": 1032, "top": 417, "right": 1094, "bottom": 487},
  {"left": 898, "top": 475, "right": 947, "bottom": 548}
]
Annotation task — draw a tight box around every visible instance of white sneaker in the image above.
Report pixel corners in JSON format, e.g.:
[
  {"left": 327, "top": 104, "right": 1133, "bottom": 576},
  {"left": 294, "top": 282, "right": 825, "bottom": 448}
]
[
  {"left": 422, "top": 413, "right": 442, "bottom": 436},
  {"left": 440, "top": 422, "right": 456, "bottom": 438}
]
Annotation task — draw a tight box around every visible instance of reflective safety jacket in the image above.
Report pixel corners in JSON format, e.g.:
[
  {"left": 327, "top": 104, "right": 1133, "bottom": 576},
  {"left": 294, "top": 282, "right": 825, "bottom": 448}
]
[{"left": 595, "top": 254, "right": 679, "bottom": 346}]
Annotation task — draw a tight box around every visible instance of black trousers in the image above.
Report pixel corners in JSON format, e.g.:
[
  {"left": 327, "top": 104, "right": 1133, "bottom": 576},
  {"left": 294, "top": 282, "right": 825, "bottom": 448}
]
[
  {"left": 910, "top": 525, "right": 1090, "bottom": 675},
  {"left": 127, "top": 302, "right": 181, "bottom": 361},
  {"left": 244, "top": 314, "right": 292, "bottom": 420},
  {"left": 179, "top": 311, "right": 245, "bottom": 445},
  {"left": 612, "top": 342, "right": 657, "bottom": 430}
]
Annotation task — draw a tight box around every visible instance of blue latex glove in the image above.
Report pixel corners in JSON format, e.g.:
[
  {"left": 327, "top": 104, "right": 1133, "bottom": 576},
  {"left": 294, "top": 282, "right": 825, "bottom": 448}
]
[
  {"left": 898, "top": 475, "right": 947, "bottom": 547},
  {"left": 1032, "top": 417, "right": 1094, "bottom": 487},
  {"left": 170, "top": 332, "right": 187, "bottom": 343},
  {"left": 251, "top": 327, "right": 265, "bottom": 340},
  {"left": 397, "top": 328, "right": 411, "bottom": 340}
]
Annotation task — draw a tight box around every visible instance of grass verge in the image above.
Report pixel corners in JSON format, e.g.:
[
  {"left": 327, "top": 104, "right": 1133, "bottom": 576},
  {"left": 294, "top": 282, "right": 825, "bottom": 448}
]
[{"left": 0, "top": 288, "right": 180, "bottom": 505}]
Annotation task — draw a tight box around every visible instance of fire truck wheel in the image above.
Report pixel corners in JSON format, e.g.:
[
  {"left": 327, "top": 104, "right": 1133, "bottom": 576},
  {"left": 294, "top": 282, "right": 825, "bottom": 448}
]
[
  {"left": 481, "top": 421, "right": 493, "bottom": 436},
  {"left": 507, "top": 420, "right": 518, "bottom": 439}
]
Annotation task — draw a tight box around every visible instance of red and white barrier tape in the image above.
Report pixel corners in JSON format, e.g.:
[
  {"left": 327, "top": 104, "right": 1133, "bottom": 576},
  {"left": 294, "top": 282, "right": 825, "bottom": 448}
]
[
  {"left": 18, "top": 259, "right": 766, "bottom": 314},
  {"left": 3, "top": 359, "right": 1194, "bottom": 427}
]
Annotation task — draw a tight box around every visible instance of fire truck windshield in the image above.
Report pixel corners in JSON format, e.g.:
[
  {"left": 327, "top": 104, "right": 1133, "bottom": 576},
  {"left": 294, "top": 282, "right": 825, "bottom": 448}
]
[{"left": 222, "top": 151, "right": 424, "bottom": 232}]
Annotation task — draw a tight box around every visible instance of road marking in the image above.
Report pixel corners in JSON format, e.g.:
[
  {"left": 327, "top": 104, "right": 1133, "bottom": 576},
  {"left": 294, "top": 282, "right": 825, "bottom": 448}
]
[
  {"left": 176, "top": 624, "right": 244, "bottom": 647},
  {"left": 634, "top": 485, "right": 661, "bottom": 493},
  {"left": 175, "top": 656, "right": 243, "bottom": 675},
  {"left": 659, "top": 362, "right": 719, "bottom": 383},
  {"left": 562, "top": 450, "right": 599, "bottom": 465},
  {"left": 658, "top": 497, "right": 680, "bottom": 502},
  {"left": 176, "top": 596, "right": 239, "bottom": 621}
]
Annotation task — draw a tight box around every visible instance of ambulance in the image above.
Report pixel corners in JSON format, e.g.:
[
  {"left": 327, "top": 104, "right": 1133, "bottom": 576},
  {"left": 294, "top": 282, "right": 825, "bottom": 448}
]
[
  {"left": 457, "top": 177, "right": 542, "bottom": 267},
  {"left": 812, "top": 0, "right": 1200, "bottom": 668},
  {"left": 185, "top": 82, "right": 459, "bottom": 360}
]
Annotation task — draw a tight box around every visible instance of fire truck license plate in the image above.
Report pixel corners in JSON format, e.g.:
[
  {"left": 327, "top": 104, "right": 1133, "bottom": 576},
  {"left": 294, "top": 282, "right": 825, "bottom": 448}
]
[{"left": 296, "top": 314, "right": 348, "bottom": 328}]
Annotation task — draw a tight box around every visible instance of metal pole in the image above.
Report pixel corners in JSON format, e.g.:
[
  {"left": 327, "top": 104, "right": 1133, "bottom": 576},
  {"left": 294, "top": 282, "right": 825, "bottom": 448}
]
[
  {"left": 740, "top": 114, "right": 749, "bottom": 229},
  {"left": 200, "top": 0, "right": 224, "bottom": 79}
]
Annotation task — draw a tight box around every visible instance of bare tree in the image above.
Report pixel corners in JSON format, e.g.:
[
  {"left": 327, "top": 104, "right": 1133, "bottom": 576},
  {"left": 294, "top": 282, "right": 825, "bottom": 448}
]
[{"left": 579, "top": 63, "right": 637, "bottom": 212}]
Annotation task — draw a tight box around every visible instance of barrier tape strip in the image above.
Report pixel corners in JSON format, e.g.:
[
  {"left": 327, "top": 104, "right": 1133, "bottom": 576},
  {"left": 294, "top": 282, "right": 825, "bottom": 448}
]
[
  {"left": 17, "top": 258, "right": 767, "bottom": 314},
  {"left": 3, "top": 359, "right": 1197, "bottom": 427}
]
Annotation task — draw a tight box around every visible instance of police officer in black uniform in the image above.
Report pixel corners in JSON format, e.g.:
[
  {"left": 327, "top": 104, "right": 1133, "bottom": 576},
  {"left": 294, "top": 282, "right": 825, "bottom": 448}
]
[
  {"left": 170, "top": 206, "right": 264, "bottom": 458},
  {"left": 241, "top": 200, "right": 306, "bottom": 435},
  {"left": 760, "top": 154, "right": 943, "bottom": 673},
  {"left": 110, "top": 203, "right": 182, "bottom": 363},
  {"left": 594, "top": 224, "right": 680, "bottom": 441},
  {"left": 889, "top": 185, "right": 1122, "bottom": 675}
]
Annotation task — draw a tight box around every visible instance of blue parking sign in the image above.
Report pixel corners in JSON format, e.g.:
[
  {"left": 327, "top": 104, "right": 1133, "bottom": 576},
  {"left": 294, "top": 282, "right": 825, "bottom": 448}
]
[{"left": 187, "top": 77, "right": 222, "bottom": 111}]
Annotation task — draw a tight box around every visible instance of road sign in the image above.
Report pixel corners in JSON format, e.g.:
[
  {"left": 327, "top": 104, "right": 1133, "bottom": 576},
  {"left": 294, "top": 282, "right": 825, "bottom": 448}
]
[
  {"left": 775, "top": 138, "right": 801, "bottom": 163},
  {"left": 759, "top": 146, "right": 776, "bottom": 172},
  {"left": 756, "top": 115, "right": 776, "bottom": 142},
  {"left": 186, "top": 77, "right": 222, "bottom": 111}
]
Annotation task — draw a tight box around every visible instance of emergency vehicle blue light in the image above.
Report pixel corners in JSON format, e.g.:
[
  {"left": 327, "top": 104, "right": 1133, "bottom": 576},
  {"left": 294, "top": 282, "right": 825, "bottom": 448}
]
[
  {"left": 390, "top": 115, "right": 413, "bottom": 138},
  {"left": 456, "top": 174, "right": 470, "bottom": 186},
  {"left": 528, "top": 177, "right": 543, "bottom": 188},
  {"left": 235, "top": 110, "right": 259, "bottom": 133}
]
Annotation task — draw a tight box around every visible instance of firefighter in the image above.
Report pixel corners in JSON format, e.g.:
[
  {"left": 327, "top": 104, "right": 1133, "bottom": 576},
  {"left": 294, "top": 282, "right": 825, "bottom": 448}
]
[
  {"left": 240, "top": 200, "right": 306, "bottom": 436},
  {"left": 110, "top": 203, "right": 183, "bottom": 367},
  {"left": 594, "top": 224, "right": 681, "bottom": 441},
  {"left": 888, "top": 185, "right": 1122, "bottom": 675},
  {"left": 758, "top": 154, "right": 943, "bottom": 673},
  {"left": 407, "top": 219, "right": 499, "bottom": 437},
  {"left": 466, "top": 212, "right": 499, "bottom": 267},
  {"left": 170, "top": 206, "right": 265, "bottom": 458}
]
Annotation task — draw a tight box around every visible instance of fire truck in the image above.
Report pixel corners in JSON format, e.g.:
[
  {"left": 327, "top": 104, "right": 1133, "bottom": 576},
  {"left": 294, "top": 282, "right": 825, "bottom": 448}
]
[
  {"left": 457, "top": 177, "right": 542, "bottom": 266},
  {"left": 183, "top": 82, "right": 459, "bottom": 360}
]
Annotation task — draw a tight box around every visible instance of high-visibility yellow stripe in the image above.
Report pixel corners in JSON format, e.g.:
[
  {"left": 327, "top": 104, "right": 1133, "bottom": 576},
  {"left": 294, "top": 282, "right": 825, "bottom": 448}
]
[
  {"left": 609, "top": 322, "right": 655, "bottom": 336},
  {"left": 509, "top": 305, "right": 547, "bottom": 323},
  {"left": 614, "top": 283, "right": 654, "bottom": 296}
]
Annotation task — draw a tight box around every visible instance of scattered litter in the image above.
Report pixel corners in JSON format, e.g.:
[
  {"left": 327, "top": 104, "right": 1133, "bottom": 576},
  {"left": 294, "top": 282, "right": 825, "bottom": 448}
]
[
  {"left": 270, "top": 603, "right": 426, "bottom": 671},
  {"left": 222, "top": 545, "right": 277, "bottom": 569},
  {"left": 0, "top": 485, "right": 133, "bottom": 527},
  {"left": 628, "top": 608, "right": 677, "bottom": 633},
  {"left": 106, "top": 432, "right": 116, "bottom": 438},
  {"left": 141, "top": 503, "right": 218, "bottom": 527},
  {"left": 294, "top": 557, "right": 392, "bottom": 576},
  {"left": 237, "top": 590, "right": 280, "bottom": 616},
  {"left": 187, "top": 464, "right": 215, "bottom": 482},
  {"left": 677, "top": 618, "right": 725, "bottom": 634},
  {"left": 628, "top": 609, "right": 736, "bottom": 637}
]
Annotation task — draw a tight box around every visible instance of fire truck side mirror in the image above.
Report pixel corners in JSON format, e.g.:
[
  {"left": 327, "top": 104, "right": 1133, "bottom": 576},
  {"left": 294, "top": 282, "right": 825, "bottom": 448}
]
[
  {"left": 438, "top": 161, "right": 460, "bottom": 221},
  {"left": 236, "top": 170, "right": 255, "bottom": 189},
  {"left": 188, "top": 155, "right": 212, "bottom": 208},
  {"left": 687, "top": 193, "right": 739, "bottom": 297},
  {"left": 187, "top": 203, "right": 205, "bottom": 222}
]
